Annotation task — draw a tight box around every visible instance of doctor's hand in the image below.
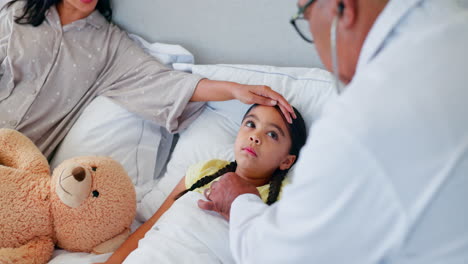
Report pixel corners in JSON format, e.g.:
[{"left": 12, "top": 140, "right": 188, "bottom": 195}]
[{"left": 198, "top": 172, "right": 260, "bottom": 221}]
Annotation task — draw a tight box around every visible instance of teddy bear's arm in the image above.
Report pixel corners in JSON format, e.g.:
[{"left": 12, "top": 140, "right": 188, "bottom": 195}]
[
  {"left": 92, "top": 228, "right": 131, "bottom": 254},
  {"left": 0, "top": 236, "right": 54, "bottom": 264}
]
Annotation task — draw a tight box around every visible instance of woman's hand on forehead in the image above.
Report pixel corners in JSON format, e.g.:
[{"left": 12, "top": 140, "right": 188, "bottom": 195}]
[{"left": 231, "top": 84, "right": 296, "bottom": 124}]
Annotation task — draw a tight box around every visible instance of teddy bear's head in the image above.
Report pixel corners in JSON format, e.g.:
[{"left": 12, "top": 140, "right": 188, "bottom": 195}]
[{"left": 50, "top": 156, "right": 136, "bottom": 252}]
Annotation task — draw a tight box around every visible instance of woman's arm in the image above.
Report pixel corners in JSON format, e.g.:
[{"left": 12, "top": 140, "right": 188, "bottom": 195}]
[
  {"left": 191, "top": 79, "right": 296, "bottom": 123},
  {"left": 99, "top": 177, "right": 187, "bottom": 264},
  {"left": 0, "top": 4, "right": 12, "bottom": 67}
]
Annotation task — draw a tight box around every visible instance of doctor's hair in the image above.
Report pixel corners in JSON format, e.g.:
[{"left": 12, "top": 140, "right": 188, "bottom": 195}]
[
  {"left": 176, "top": 104, "right": 307, "bottom": 205},
  {"left": 4, "top": 0, "right": 112, "bottom": 26}
]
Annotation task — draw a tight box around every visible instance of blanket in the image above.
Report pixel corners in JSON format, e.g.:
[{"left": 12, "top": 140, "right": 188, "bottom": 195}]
[{"left": 124, "top": 192, "right": 234, "bottom": 263}]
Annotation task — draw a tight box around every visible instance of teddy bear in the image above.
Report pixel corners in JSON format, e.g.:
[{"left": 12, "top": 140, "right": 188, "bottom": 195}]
[{"left": 0, "top": 128, "right": 136, "bottom": 264}]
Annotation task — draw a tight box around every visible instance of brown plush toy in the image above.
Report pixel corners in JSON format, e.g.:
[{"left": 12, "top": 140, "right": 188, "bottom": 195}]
[{"left": 0, "top": 129, "right": 136, "bottom": 264}]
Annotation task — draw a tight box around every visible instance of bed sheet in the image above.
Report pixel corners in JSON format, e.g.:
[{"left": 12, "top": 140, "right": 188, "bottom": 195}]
[
  {"left": 124, "top": 192, "right": 234, "bottom": 264},
  {"left": 48, "top": 251, "right": 112, "bottom": 264}
]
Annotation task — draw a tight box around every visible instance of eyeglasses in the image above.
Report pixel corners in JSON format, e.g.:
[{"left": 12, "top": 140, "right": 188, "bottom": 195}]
[{"left": 290, "top": 0, "right": 316, "bottom": 43}]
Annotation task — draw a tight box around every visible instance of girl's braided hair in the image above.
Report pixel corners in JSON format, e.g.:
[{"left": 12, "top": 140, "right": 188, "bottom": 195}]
[
  {"left": 175, "top": 161, "right": 238, "bottom": 200},
  {"left": 176, "top": 104, "right": 307, "bottom": 205}
]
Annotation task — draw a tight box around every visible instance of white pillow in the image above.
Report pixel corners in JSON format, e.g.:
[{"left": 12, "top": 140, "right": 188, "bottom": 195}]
[
  {"left": 136, "top": 106, "right": 236, "bottom": 221},
  {"left": 128, "top": 34, "right": 194, "bottom": 68},
  {"left": 201, "top": 64, "right": 337, "bottom": 129},
  {"left": 137, "top": 64, "right": 337, "bottom": 221},
  {"left": 51, "top": 96, "right": 173, "bottom": 203}
]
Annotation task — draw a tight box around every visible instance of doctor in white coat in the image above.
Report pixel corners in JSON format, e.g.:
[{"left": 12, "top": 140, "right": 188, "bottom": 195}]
[{"left": 198, "top": 0, "right": 468, "bottom": 263}]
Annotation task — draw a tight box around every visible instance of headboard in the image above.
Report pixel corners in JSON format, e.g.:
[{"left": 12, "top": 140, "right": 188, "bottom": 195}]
[{"left": 112, "top": 0, "right": 324, "bottom": 68}]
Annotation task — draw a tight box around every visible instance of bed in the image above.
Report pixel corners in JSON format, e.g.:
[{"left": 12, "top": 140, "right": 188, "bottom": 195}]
[{"left": 44, "top": 0, "right": 337, "bottom": 263}]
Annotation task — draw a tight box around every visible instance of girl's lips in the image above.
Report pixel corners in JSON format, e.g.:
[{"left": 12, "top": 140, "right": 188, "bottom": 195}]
[
  {"left": 80, "top": 0, "right": 94, "bottom": 3},
  {"left": 242, "top": 147, "right": 257, "bottom": 157}
]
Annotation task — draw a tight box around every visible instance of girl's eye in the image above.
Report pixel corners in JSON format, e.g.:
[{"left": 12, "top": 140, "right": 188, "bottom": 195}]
[
  {"left": 245, "top": 120, "right": 255, "bottom": 128},
  {"left": 267, "top": 131, "right": 278, "bottom": 140}
]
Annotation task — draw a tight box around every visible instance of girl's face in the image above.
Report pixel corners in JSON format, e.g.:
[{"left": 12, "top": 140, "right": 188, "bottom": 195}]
[
  {"left": 234, "top": 106, "right": 296, "bottom": 184},
  {"left": 60, "top": 0, "right": 98, "bottom": 18}
]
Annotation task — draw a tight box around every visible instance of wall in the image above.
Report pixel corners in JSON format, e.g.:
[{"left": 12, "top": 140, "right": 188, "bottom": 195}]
[{"left": 112, "top": 0, "right": 323, "bottom": 68}]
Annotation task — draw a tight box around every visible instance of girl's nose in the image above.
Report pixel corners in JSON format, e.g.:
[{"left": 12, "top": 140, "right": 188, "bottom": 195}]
[{"left": 249, "top": 135, "right": 261, "bottom": 144}]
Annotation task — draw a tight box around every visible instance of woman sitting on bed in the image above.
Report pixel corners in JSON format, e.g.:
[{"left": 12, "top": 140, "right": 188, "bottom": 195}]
[
  {"left": 0, "top": 0, "right": 294, "bottom": 160},
  {"left": 101, "top": 104, "right": 307, "bottom": 264}
]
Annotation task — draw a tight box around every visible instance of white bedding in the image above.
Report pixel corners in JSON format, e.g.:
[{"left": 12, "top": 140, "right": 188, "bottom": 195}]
[
  {"left": 124, "top": 192, "right": 234, "bottom": 264},
  {"left": 48, "top": 251, "right": 112, "bottom": 264}
]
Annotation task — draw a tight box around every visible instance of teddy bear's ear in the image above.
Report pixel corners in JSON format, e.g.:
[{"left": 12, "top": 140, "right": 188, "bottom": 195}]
[{"left": 91, "top": 228, "right": 131, "bottom": 254}]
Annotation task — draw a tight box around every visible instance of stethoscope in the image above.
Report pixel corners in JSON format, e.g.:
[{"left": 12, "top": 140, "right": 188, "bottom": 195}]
[{"left": 331, "top": 3, "right": 345, "bottom": 95}]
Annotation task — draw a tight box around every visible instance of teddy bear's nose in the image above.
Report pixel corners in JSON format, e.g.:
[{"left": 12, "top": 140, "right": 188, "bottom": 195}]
[{"left": 72, "top": 167, "right": 86, "bottom": 182}]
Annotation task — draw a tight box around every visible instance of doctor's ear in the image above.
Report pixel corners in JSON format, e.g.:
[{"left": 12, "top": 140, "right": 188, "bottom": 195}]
[
  {"left": 338, "top": 2, "right": 345, "bottom": 16},
  {"left": 337, "top": 0, "right": 357, "bottom": 28}
]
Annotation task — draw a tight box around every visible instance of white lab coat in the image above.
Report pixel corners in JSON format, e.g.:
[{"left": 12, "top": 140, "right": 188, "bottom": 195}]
[{"left": 229, "top": 0, "right": 468, "bottom": 263}]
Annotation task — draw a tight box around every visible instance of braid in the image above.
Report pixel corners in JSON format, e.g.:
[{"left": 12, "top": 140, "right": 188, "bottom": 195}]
[
  {"left": 266, "top": 169, "right": 288, "bottom": 205},
  {"left": 175, "top": 161, "right": 237, "bottom": 200}
]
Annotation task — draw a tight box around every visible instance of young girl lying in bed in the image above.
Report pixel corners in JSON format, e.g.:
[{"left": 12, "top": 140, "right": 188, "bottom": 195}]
[{"left": 101, "top": 104, "right": 307, "bottom": 264}]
